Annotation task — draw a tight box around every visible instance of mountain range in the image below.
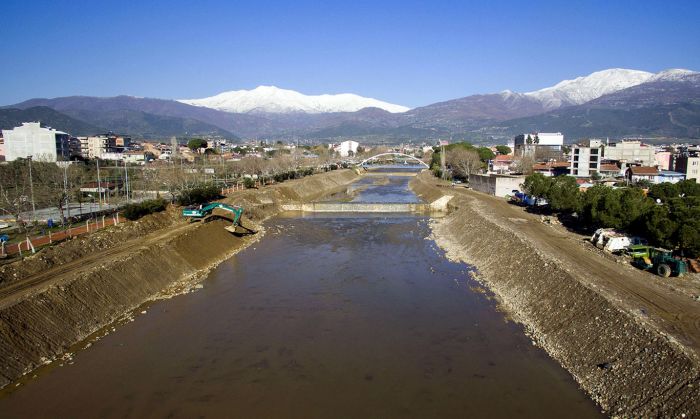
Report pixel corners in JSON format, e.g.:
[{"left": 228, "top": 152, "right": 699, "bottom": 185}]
[{"left": 2, "top": 68, "right": 699, "bottom": 142}]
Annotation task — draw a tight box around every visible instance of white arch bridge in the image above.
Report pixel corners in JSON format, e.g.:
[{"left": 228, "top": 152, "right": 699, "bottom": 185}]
[{"left": 358, "top": 152, "right": 429, "bottom": 168}]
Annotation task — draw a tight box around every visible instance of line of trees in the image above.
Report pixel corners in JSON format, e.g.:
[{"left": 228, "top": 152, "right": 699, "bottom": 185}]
[
  {"left": 522, "top": 173, "right": 700, "bottom": 257},
  {"left": 430, "top": 142, "right": 498, "bottom": 180}
]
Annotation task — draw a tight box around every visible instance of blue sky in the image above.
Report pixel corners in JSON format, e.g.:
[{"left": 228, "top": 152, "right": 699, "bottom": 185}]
[{"left": 1, "top": 0, "right": 698, "bottom": 108}]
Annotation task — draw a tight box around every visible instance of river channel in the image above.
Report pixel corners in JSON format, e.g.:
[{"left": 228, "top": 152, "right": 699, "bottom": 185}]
[{"left": 0, "top": 172, "right": 602, "bottom": 418}]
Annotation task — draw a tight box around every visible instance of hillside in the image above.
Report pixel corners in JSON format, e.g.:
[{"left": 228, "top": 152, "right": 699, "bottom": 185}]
[
  {"left": 492, "top": 73, "right": 700, "bottom": 139},
  {"left": 0, "top": 107, "right": 104, "bottom": 136},
  {"left": 5, "top": 68, "right": 699, "bottom": 141},
  {"left": 10, "top": 96, "right": 243, "bottom": 139}
]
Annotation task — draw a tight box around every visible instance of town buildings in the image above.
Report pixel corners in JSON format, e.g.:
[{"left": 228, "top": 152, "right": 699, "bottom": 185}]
[{"left": 2, "top": 122, "right": 70, "bottom": 162}]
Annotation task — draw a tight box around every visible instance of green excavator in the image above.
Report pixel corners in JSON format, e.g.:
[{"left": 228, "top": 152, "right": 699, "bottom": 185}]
[{"left": 182, "top": 203, "right": 256, "bottom": 235}]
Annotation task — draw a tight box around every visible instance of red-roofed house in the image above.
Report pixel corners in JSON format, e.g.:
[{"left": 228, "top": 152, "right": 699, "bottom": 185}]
[
  {"left": 490, "top": 155, "right": 514, "bottom": 174},
  {"left": 626, "top": 166, "right": 658, "bottom": 183},
  {"left": 599, "top": 163, "right": 622, "bottom": 177},
  {"left": 533, "top": 161, "right": 570, "bottom": 177}
]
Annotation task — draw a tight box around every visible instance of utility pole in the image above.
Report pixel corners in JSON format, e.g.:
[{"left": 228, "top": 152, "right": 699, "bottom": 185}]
[
  {"left": 63, "top": 163, "right": 71, "bottom": 219},
  {"left": 123, "top": 159, "right": 130, "bottom": 203},
  {"left": 27, "top": 156, "right": 36, "bottom": 222},
  {"left": 96, "top": 158, "right": 103, "bottom": 210}
]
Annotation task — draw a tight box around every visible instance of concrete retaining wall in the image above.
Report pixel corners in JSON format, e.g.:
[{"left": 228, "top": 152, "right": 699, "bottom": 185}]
[{"left": 281, "top": 202, "right": 431, "bottom": 213}]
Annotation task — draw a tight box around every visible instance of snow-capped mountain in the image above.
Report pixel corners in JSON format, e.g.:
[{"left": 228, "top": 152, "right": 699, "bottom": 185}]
[
  {"left": 524, "top": 68, "right": 655, "bottom": 110},
  {"left": 179, "top": 85, "right": 410, "bottom": 114},
  {"left": 649, "top": 68, "right": 699, "bottom": 82}
]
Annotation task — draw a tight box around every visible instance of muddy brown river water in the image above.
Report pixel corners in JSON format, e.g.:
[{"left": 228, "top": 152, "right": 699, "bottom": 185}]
[{"left": 0, "top": 174, "right": 603, "bottom": 418}]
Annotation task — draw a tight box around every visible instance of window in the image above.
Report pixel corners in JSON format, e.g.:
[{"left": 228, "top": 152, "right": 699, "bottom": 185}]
[
  {"left": 590, "top": 156, "right": 598, "bottom": 162},
  {"left": 574, "top": 149, "right": 580, "bottom": 154},
  {"left": 591, "top": 149, "right": 599, "bottom": 155}
]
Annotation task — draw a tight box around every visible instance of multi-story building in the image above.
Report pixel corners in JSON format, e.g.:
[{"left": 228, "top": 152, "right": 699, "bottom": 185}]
[
  {"left": 570, "top": 139, "right": 603, "bottom": 177},
  {"left": 673, "top": 154, "right": 700, "bottom": 183},
  {"left": 87, "top": 136, "right": 109, "bottom": 159},
  {"left": 83, "top": 134, "right": 132, "bottom": 159},
  {"left": 603, "top": 140, "right": 655, "bottom": 166},
  {"left": 2, "top": 122, "right": 70, "bottom": 162}
]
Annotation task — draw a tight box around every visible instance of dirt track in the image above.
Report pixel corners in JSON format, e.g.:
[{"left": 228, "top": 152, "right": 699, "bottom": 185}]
[{"left": 411, "top": 172, "right": 700, "bottom": 416}]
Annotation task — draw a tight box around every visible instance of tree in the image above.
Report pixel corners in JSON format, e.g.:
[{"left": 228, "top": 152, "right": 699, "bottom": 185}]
[
  {"left": 639, "top": 205, "right": 676, "bottom": 249},
  {"left": 495, "top": 145, "right": 511, "bottom": 155},
  {"left": 476, "top": 147, "right": 495, "bottom": 162},
  {"left": 187, "top": 138, "right": 208, "bottom": 151},
  {"left": 0, "top": 160, "right": 32, "bottom": 231},
  {"left": 547, "top": 176, "right": 581, "bottom": 213},
  {"left": 522, "top": 173, "right": 552, "bottom": 199},
  {"left": 512, "top": 155, "right": 535, "bottom": 175},
  {"left": 648, "top": 182, "right": 680, "bottom": 203},
  {"left": 446, "top": 148, "right": 482, "bottom": 181},
  {"left": 526, "top": 135, "right": 533, "bottom": 145}
]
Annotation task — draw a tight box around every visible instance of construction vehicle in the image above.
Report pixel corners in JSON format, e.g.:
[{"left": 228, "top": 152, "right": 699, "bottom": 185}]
[
  {"left": 630, "top": 245, "right": 688, "bottom": 277},
  {"left": 182, "top": 203, "right": 256, "bottom": 235}
]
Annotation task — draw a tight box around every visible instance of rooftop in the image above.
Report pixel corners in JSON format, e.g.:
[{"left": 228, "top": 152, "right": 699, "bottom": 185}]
[{"left": 629, "top": 166, "right": 658, "bottom": 175}]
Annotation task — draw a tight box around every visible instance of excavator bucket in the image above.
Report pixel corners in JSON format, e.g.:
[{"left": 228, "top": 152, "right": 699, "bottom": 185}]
[{"left": 225, "top": 215, "right": 257, "bottom": 236}]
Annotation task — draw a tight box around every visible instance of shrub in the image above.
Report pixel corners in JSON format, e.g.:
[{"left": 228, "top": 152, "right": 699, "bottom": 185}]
[
  {"left": 122, "top": 198, "right": 168, "bottom": 221},
  {"left": 177, "top": 185, "right": 222, "bottom": 206},
  {"left": 243, "top": 177, "right": 256, "bottom": 189}
]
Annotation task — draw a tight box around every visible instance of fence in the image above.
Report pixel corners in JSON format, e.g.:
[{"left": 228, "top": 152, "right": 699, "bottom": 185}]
[{"left": 1, "top": 214, "right": 122, "bottom": 258}]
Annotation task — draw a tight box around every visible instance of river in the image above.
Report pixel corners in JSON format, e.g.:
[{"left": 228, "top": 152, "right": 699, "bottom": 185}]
[{"left": 0, "top": 171, "right": 602, "bottom": 418}]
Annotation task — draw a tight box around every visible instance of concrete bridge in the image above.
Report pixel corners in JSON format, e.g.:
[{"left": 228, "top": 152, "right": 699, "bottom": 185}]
[{"left": 358, "top": 153, "right": 429, "bottom": 168}]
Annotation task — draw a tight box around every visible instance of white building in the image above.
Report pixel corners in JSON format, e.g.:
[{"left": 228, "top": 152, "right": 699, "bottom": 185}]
[
  {"left": 2, "top": 122, "right": 70, "bottom": 162},
  {"left": 469, "top": 174, "right": 526, "bottom": 197},
  {"left": 570, "top": 139, "right": 604, "bottom": 177},
  {"left": 513, "top": 132, "right": 564, "bottom": 156},
  {"left": 334, "top": 140, "right": 359, "bottom": 157},
  {"left": 603, "top": 140, "right": 655, "bottom": 166}
]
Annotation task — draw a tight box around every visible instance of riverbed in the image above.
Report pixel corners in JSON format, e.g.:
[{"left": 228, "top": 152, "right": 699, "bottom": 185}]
[{"left": 0, "top": 173, "right": 601, "bottom": 418}]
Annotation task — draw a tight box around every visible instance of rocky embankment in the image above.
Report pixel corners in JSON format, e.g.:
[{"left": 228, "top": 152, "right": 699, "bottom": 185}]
[
  {"left": 0, "top": 169, "right": 360, "bottom": 389},
  {"left": 410, "top": 173, "right": 700, "bottom": 417}
]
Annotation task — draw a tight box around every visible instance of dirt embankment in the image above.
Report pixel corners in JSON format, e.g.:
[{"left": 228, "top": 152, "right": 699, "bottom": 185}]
[
  {"left": 0, "top": 169, "right": 360, "bottom": 389},
  {"left": 411, "top": 173, "right": 700, "bottom": 417}
]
